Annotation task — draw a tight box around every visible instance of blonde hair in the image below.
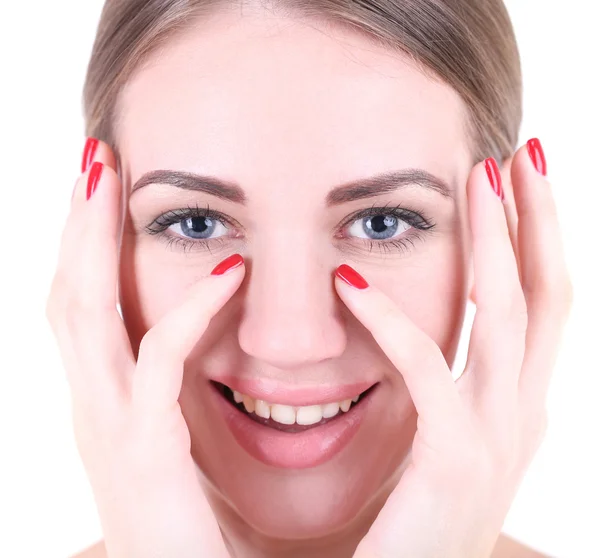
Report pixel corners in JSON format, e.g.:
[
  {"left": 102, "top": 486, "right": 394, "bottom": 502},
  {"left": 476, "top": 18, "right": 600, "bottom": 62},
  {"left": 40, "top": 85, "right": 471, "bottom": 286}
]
[{"left": 83, "top": 0, "right": 522, "bottom": 166}]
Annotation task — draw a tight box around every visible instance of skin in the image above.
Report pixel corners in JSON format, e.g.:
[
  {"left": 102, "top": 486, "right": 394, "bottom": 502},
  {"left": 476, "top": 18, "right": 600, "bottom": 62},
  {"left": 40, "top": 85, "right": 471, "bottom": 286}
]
[
  {"left": 119, "top": 10, "right": 471, "bottom": 555},
  {"left": 48, "top": 6, "right": 571, "bottom": 558}
]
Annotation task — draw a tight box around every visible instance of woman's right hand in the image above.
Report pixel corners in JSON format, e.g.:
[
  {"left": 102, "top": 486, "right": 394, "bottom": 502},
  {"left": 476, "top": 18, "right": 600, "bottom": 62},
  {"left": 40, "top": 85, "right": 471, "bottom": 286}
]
[{"left": 46, "top": 140, "right": 244, "bottom": 558}]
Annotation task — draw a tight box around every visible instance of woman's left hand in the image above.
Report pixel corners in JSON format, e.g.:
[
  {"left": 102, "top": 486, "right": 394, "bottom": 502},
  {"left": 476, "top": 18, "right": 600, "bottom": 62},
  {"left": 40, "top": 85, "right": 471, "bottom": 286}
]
[{"left": 335, "top": 140, "right": 573, "bottom": 558}]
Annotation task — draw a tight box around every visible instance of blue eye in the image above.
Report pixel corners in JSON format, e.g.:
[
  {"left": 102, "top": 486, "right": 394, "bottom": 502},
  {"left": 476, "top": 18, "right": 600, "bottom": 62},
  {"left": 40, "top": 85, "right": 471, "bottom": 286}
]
[
  {"left": 343, "top": 205, "right": 433, "bottom": 240},
  {"left": 144, "top": 205, "right": 235, "bottom": 252},
  {"left": 347, "top": 213, "right": 410, "bottom": 240},
  {"left": 171, "top": 215, "right": 228, "bottom": 240}
]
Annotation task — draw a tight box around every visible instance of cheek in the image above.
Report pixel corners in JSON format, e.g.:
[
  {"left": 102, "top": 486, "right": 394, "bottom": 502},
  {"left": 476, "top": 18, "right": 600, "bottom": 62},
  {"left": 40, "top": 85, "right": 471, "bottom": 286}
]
[
  {"left": 118, "top": 240, "right": 204, "bottom": 343},
  {"left": 383, "top": 238, "right": 469, "bottom": 357}
]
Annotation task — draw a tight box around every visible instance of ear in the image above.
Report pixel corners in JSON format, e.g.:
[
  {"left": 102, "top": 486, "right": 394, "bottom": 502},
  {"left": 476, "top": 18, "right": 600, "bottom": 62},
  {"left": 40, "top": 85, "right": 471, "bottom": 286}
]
[{"left": 467, "top": 153, "right": 514, "bottom": 307}]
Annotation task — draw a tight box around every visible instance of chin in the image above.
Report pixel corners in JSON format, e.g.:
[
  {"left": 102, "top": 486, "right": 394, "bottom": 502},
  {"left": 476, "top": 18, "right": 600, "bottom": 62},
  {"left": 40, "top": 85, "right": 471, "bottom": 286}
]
[{"left": 181, "top": 375, "right": 415, "bottom": 539}]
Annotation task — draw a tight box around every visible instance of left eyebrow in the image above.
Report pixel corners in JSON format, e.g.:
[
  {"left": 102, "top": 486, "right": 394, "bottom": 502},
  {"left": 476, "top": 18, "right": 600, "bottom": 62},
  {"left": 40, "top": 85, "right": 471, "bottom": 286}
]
[
  {"left": 129, "top": 167, "right": 453, "bottom": 206},
  {"left": 325, "top": 168, "right": 454, "bottom": 207}
]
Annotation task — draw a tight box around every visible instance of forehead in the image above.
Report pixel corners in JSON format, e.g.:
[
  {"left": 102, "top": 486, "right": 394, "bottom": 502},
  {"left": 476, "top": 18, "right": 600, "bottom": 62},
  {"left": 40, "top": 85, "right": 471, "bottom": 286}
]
[{"left": 117, "top": 10, "right": 472, "bottom": 197}]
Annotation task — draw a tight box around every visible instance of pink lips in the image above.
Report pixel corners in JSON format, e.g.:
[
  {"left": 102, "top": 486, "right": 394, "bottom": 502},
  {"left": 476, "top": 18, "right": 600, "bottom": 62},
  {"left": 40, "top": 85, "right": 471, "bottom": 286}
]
[
  {"left": 213, "top": 375, "right": 376, "bottom": 406},
  {"left": 208, "top": 378, "right": 378, "bottom": 469}
]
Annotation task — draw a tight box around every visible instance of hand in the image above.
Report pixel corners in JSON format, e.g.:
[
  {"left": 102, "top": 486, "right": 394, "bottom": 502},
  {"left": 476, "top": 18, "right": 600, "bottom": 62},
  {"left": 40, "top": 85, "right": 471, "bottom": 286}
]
[
  {"left": 335, "top": 142, "right": 573, "bottom": 558},
  {"left": 46, "top": 141, "right": 244, "bottom": 558}
]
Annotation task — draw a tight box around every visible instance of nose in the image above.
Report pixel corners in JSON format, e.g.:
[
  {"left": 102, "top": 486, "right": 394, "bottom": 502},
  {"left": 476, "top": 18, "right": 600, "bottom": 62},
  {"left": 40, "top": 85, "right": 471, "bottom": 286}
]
[{"left": 237, "top": 246, "right": 348, "bottom": 370}]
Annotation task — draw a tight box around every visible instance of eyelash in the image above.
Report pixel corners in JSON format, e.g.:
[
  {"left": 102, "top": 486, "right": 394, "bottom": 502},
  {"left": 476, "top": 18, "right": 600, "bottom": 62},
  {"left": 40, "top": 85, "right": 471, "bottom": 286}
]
[{"left": 144, "top": 202, "right": 436, "bottom": 255}]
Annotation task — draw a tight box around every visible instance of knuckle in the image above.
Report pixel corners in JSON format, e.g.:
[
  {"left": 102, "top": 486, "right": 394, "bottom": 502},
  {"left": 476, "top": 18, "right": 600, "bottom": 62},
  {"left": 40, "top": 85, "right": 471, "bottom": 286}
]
[
  {"left": 378, "top": 299, "right": 398, "bottom": 327},
  {"left": 558, "top": 277, "right": 575, "bottom": 317},
  {"left": 488, "top": 287, "right": 528, "bottom": 330},
  {"left": 45, "top": 274, "right": 67, "bottom": 323},
  {"left": 526, "top": 273, "right": 574, "bottom": 319},
  {"left": 45, "top": 293, "right": 58, "bottom": 325},
  {"left": 63, "top": 299, "right": 85, "bottom": 332},
  {"left": 506, "top": 292, "right": 529, "bottom": 332},
  {"left": 511, "top": 295, "right": 529, "bottom": 321},
  {"left": 437, "top": 425, "right": 495, "bottom": 484},
  {"left": 524, "top": 411, "right": 548, "bottom": 452},
  {"left": 138, "top": 326, "right": 165, "bottom": 363},
  {"left": 62, "top": 298, "right": 103, "bottom": 337},
  {"left": 65, "top": 293, "right": 108, "bottom": 324},
  {"left": 420, "top": 338, "right": 446, "bottom": 369},
  {"left": 516, "top": 405, "right": 549, "bottom": 463}
]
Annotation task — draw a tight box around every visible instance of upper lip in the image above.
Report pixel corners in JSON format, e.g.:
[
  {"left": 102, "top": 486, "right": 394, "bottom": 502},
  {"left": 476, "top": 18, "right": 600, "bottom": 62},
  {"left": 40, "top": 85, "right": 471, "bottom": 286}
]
[{"left": 213, "top": 376, "right": 378, "bottom": 406}]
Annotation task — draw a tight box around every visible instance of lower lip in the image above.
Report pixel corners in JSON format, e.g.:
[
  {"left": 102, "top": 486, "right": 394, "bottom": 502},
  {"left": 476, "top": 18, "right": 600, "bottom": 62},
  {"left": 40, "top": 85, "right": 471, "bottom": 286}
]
[{"left": 209, "top": 383, "right": 377, "bottom": 469}]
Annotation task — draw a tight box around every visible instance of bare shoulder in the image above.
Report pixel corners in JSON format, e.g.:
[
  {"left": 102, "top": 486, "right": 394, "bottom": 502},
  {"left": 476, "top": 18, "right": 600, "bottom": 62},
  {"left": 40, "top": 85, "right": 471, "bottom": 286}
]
[
  {"left": 492, "top": 533, "right": 552, "bottom": 558},
  {"left": 71, "top": 541, "right": 107, "bottom": 558},
  {"left": 72, "top": 533, "right": 550, "bottom": 558}
]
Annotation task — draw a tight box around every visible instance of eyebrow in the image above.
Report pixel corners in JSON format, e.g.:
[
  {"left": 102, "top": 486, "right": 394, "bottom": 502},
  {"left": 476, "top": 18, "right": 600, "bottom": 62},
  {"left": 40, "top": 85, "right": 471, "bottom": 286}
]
[{"left": 130, "top": 168, "right": 453, "bottom": 206}]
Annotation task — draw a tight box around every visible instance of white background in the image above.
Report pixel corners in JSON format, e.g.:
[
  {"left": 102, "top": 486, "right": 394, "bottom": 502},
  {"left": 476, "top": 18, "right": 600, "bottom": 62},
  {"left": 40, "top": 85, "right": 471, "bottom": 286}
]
[{"left": 1, "top": 1, "right": 598, "bottom": 557}]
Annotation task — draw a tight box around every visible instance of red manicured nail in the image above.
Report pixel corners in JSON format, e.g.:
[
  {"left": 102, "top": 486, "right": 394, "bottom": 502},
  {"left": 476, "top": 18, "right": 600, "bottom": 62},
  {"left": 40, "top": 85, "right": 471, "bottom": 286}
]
[
  {"left": 484, "top": 157, "right": 504, "bottom": 201},
  {"left": 527, "top": 138, "right": 547, "bottom": 176},
  {"left": 81, "top": 137, "right": 99, "bottom": 173},
  {"left": 336, "top": 264, "right": 369, "bottom": 290},
  {"left": 87, "top": 162, "right": 104, "bottom": 200},
  {"left": 211, "top": 254, "right": 244, "bottom": 276}
]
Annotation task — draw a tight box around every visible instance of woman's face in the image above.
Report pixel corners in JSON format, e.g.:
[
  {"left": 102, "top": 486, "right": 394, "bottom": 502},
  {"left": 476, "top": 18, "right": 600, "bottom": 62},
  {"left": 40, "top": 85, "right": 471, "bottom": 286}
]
[{"left": 117, "top": 9, "right": 474, "bottom": 540}]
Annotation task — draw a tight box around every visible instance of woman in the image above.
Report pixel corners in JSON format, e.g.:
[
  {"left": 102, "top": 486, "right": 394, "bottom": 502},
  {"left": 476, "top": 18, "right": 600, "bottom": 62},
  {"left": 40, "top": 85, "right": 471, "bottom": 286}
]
[{"left": 46, "top": 0, "right": 572, "bottom": 556}]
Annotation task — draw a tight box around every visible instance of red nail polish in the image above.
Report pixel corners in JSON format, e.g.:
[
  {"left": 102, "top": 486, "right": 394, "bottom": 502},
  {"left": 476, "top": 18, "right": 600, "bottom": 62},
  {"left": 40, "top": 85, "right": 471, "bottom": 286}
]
[
  {"left": 211, "top": 254, "right": 244, "bottom": 276},
  {"left": 82, "top": 137, "right": 99, "bottom": 173},
  {"left": 527, "top": 138, "right": 547, "bottom": 176},
  {"left": 87, "top": 162, "right": 104, "bottom": 200},
  {"left": 336, "top": 264, "right": 369, "bottom": 290},
  {"left": 484, "top": 157, "right": 504, "bottom": 201}
]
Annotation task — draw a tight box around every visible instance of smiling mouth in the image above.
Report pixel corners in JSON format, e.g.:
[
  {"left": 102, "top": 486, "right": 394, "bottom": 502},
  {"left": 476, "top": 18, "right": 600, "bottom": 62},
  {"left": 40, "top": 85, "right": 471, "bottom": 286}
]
[{"left": 210, "top": 380, "right": 378, "bottom": 433}]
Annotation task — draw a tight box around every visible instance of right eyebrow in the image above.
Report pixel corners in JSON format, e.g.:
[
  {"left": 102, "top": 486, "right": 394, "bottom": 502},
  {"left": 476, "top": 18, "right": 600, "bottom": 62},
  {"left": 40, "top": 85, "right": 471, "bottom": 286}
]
[{"left": 130, "top": 170, "right": 248, "bottom": 205}]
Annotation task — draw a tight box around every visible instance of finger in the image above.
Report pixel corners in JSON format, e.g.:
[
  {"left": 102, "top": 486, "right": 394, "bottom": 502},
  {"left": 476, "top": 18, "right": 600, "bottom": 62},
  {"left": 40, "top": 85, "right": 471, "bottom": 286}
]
[
  {"left": 73, "top": 138, "right": 118, "bottom": 202},
  {"left": 334, "top": 264, "right": 464, "bottom": 432},
  {"left": 499, "top": 155, "right": 522, "bottom": 284},
  {"left": 81, "top": 137, "right": 118, "bottom": 174},
  {"left": 134, "top": 255, "right": 246, "bottom": 413},
  {"left": 51, "top": 161, "right": 132, "bottom": 404},
  {"left": 511, "top": 139, "right": 573, "bottom": 409},
  {"left": 458, "top": 159, "right": 527, "bottom": 416},
  {"left": 73, "top": 163, "right": 122, "bottom": 311}
]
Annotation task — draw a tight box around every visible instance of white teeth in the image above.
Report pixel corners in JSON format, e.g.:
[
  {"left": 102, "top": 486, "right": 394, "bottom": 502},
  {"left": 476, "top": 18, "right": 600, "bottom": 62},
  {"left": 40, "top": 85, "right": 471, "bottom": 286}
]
[
  {"left": 242, "top": 394, "right": 255, "bottom": 414},
  {"left": 270, "top": 404, "right": 296, "bottom": 425},
  {"left": 229, "top": 387, "right": 365, "bottom": 425},
  {"left": 321, "top": 402, "right": 341, "bottom": 418},
  {"left": 296, "top": 405, "right": 323, "bottom": 425},
  {"left": 254, "top": 399, "right": 271, "bottom": 419}
]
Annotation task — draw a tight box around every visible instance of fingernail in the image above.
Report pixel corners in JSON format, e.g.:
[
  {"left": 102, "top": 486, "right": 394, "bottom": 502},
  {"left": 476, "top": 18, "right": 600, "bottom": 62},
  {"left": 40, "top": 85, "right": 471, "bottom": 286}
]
[
  {"left": 81, "top": 137, "right": 99, "bottom": 173},
  {"left": 211, "top": 254, "right": 245, "bottom": 276},
  {"left": 87, "top": 162, "right": 104, "bottom": 200},
  {"left": 335, "top": 264, "right": 369, "bottom": 290},
  {"left": 484, "top": 157, "right": 504, "bottom": 201},
  {"left": 527, "top": 138, "right": 547, "bottom": 176}
]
